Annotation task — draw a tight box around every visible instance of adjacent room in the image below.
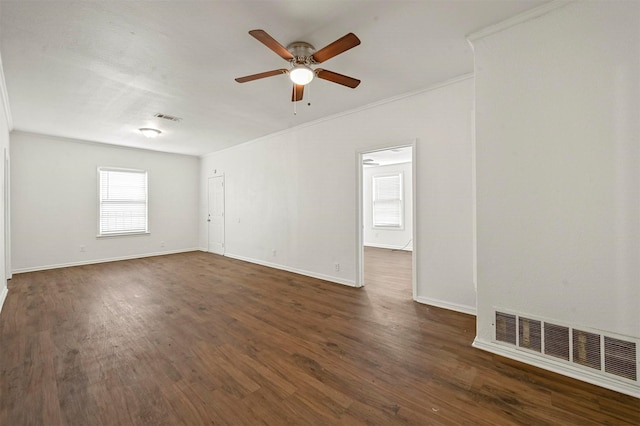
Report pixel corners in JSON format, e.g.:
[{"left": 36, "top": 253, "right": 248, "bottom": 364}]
[{"left": 0, "top": 1, "right": 638, "bottom": 424}]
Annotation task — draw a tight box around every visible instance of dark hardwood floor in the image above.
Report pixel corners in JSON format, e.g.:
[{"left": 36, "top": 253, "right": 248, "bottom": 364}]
[
  {"left": 363, "top": 246, "right": 412, "bottom": 299},
  {"left": 0, "top": 250, "right": 638, "bottom": 425}
]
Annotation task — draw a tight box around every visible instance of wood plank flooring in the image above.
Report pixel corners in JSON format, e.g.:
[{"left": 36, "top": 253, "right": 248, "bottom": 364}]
[{"left": 0, "top": 250, "right": 638, "bottom": 425}]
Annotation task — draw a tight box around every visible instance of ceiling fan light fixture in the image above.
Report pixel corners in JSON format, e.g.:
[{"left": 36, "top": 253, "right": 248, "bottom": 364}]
[
  {"left": 139, "top": 128, "right": 161, "bottom": 138},
  {"left": 289, "top": 65, "right": 314, "bottom": 85}
]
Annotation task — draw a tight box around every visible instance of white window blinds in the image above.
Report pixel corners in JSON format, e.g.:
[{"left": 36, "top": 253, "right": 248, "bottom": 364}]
[
  {"left": 99, "top": 168, "right": 148, "bottom": 236},
  {"left": 373, "top": 173, "right": 403, "bottom": 228}
]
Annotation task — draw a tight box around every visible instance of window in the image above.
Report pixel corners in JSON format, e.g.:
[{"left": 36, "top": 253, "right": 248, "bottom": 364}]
[
  {"left": 98, "top": 168, "right": 148, "bottom": 236},
  {"left": 372, "top": 173, "right": 403, "bottom": 228}
]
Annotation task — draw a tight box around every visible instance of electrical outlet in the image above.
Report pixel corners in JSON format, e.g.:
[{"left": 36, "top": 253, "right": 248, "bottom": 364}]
[
  {"left": 80, "top": 245, "right": 86, "bottom": 252},
  {"left": 161, "top": 241, "right": 165, "bottom": 248},
  {"left": 334, "top": 263, "right": 340, "bottom": 272},
  {"left": 272, "top": 249, "right": 277, "bottom": 256}
]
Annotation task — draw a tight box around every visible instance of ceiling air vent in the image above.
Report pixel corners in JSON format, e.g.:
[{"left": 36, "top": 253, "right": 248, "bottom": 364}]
[
  {"left": 543, "top": 323, "right": 570, "bottom": 361},
  {"left": 154, "top": 113, "right": 182, "bottom": 122},
  {"left": 604, "top": 337, "right": 637, "bottom": 381},
  {"left": 496, "top": 312, "right": 516, "bottom": 345}
]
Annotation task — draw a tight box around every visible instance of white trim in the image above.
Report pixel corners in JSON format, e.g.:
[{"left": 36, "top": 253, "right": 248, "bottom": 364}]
[
  {"left": 356, "top": 151, "right": 364, "bottom": 288},
  {"left": 415, "top": 295, "right": 477, "bottom": 316},
  {"left": 472, "top": 337, "right": 640, "bottom": 399},
  {"left": 0, "top": 285, "right": 7, "bottom": 314},
  {"left": 364, "top": 243, "right": 413, "bottom": 251},
  {"left": 0, "top": 52, "right": 13, "bottom": 131},
  {"left": 223, "top": 252, "right": 357, "bottom": 288},
  {"left": 411, "top": 142, "right": 417, "bottom": 301},
  {"left": 200, "top": 74, "right": 473, "bottom": 159},
  {"left": 96, "top": 231, "right": 151, "bottom": 238},
  {"left": 11, "top": 248, "right": 199, "bottom": 274},
  {"left": 10, "top": 130, "right": 200, "bottom": 158},
  {"left": 467, "top": 0, "right": 571, "bottom": 42},
  {"left": 4, "top": 147, "right": 11, "bottom": 280},
  {"left": 356, "top": 140, "right": 417, "bottom": 292}
]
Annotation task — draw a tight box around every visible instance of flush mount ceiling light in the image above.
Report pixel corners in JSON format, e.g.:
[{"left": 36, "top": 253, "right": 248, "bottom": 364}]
[
  {"left": 289, "top": 64, "right": 314, "bottom": 85},
  {"left": 139, "top": 128, "right": 161, "bottom": 138}
]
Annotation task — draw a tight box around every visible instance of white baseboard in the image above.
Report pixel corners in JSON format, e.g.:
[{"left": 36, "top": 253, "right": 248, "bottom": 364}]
[
  {"left": 364, "top": 243, "right": 413, "bottom": 251},
  {"left": 12, "top": 248, "right": 200, "bottom": 274},
  {"left": 473, "top": 337, "right": 640, "bottom": 399},
  {"left": 223, "top": 253, "right": 357, "bottom": 288},
  {"left": 414, "top": 295, "right": 476, "bottom": 316},
  {"left": 0, "top": 285, "right": 7, "bottom": 314}
]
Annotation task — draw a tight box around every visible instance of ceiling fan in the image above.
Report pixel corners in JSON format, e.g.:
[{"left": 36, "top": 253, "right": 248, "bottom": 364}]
[{"left": 235, "top": 29, "right": 361, "bottom": 102}]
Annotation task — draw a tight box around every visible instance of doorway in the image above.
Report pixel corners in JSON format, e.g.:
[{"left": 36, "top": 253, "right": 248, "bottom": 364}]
[
  {"left": 207, "top": 176, "right": 225, "bottom": 255},
  {"left": 357, "top": 144, "right": 416, "bottom": 299}
]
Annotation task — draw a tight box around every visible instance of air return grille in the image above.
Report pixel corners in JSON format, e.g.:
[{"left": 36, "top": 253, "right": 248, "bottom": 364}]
[
  {"left": 605, "top": 337, "right": 637, "bottom": 381},
  {"left": 494, "top": 310, "right": 638, "bottom": 385},
  {"left": 518, "top": 317, "right": 541, "bottom": 352},
  {"left": 495, "top": 312, "right": 516, "bottom": 345},
  {"left": 544, "top": 323, "right": 570, "bottom": 361},
  {"left": 573, "top": 329, "right": 601, "bottom": 370},
  {"left": 154, "top": 113, "right": 182, "bottom": 122}
]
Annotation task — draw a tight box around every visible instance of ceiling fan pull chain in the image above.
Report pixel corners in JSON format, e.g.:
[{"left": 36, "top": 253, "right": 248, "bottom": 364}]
[{"left": 294, "top": 87, "right": 297, "bottom": 115}]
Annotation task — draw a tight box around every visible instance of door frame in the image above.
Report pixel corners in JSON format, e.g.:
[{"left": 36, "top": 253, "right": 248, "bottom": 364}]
[
  {"left": 356, "top": 140, "right": 417, "bottom": 300},
  {"left": 4, "top": 148, "right": 10, "bottom": 280},
  {"left": 207, "top": 175, "right": 225, "bottom": 255}
]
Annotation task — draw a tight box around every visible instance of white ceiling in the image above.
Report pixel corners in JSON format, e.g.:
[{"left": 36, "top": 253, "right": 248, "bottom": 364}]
[
  {"left": 0, "top": 1, "right": 545, "bottom": 156},
  {"left": 363, "top": 146, "right": 412, "bottom": 167}
]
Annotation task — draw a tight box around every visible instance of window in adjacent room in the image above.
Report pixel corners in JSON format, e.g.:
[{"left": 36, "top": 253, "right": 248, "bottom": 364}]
[
  {"left": 98, "top": 167, "right": 148, "bottom": 236},
  {"left": 372, "top": 172, "right": 403, "bottom": 228}
]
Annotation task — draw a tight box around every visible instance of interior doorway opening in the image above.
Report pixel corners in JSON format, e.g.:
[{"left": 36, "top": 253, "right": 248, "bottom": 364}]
[{"left": 356, "top": 143, "right": 416, "bottom": 299}]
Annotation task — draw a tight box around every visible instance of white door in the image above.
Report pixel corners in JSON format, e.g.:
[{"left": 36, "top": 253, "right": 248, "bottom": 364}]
[{"left": 208, "top": 176, "right": 225, "bottom": 255}]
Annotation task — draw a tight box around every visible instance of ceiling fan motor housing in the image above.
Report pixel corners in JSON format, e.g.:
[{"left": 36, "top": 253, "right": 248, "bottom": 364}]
[{"left": 287, "top": 42, "right": 316, "bottom": 65}]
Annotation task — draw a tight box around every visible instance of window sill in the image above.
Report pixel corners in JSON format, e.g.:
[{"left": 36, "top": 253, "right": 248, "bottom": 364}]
[{"left": 97, "top": 231, "right": 150, "bottom": 239}]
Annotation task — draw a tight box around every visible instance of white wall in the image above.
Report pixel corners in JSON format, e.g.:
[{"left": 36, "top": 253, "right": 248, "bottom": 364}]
[
  {"left": 11, "top": 131, "right": 200, "bottom": 272},
  {"left": 200, "top": 77, "right": 475, "bottom": 313},
  {"left": 471, "top": 1, "right": 639, "bottom": 395},
  {"left": 363, "top": 162, "right": 413, "bottom": 250},
  {"left": 0, "top": 52, "right": 9, "bottom": 312}
]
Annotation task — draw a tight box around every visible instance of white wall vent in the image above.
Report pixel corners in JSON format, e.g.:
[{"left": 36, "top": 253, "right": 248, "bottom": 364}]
[
  {"left": 543, "top": 322, "right": 570, "bottom": 361},
  {"left": 495, "top": 312, "right": 516, "bottom": 345},
  {"left": 494, "top": 310, "right": 638, "bottom": 387},
  {"left": 519, "top": 317, "right": 541, "bottom": 352},
  {"left": 573, "top": 329, "right": 601, "bottom": 371},
  {"left": 604, "top": 337, "right": 637, "bottom": 381}
]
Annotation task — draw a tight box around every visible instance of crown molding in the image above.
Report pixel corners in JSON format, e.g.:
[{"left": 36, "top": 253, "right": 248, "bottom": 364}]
[
  {"left": 467, "top": 0, "right": 572, "bottom": 43},
  {"left": 201, "top": 73, "right": 473, "bottom": 159}
]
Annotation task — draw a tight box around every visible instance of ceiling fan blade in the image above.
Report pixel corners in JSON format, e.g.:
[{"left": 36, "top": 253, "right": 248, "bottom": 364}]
[
  {"left": 249, "top": 29, "right": 294, "bottom": 61},
  {"left": 235, "top": 69, "right": 288, "bottom": 83},
  {"left": 311, "top": 33, "right": 360, "bottom": 63},
  {"left": 291, "top": 84, "right": 304, "bottom": 102},
  {"left": 316, "top": 69, "right": 361, "bottom": 88}
]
